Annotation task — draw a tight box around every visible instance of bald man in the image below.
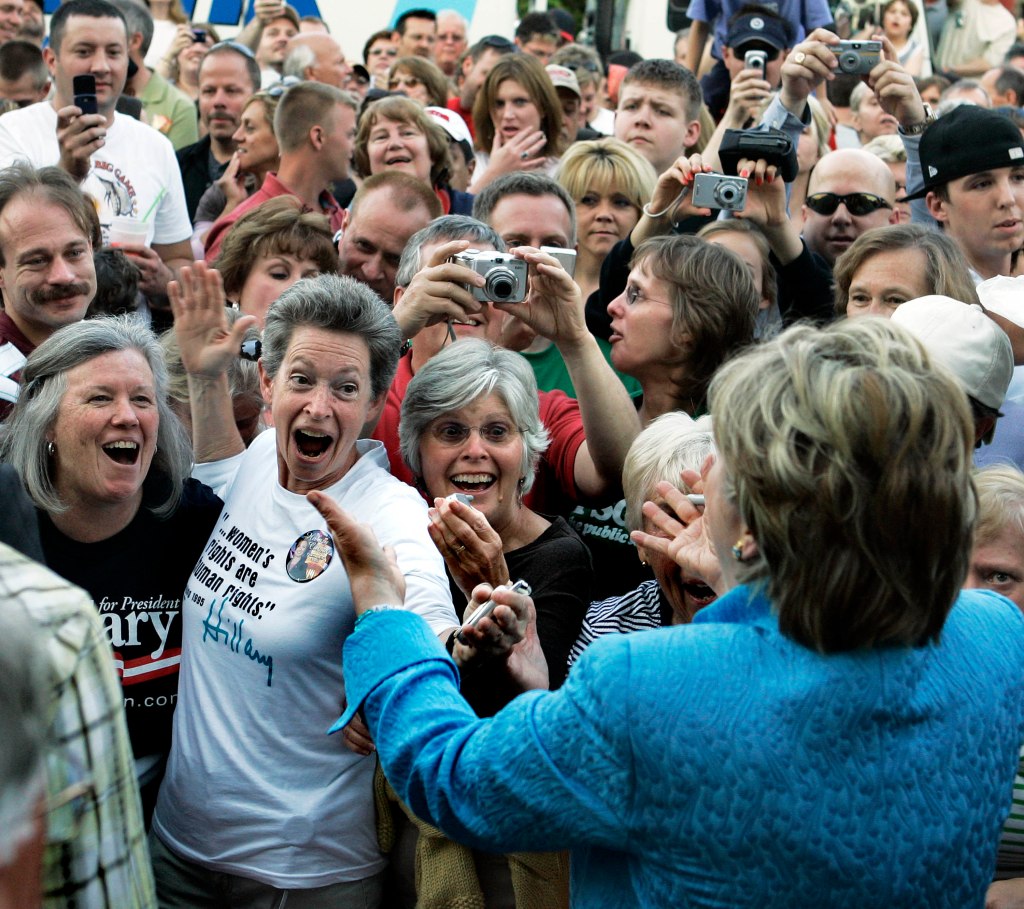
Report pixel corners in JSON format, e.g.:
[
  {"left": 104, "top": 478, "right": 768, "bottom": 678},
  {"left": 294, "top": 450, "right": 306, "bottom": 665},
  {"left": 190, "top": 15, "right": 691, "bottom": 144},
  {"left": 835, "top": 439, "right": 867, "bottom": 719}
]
[
  {"left": 801, "top": 149, "right": 898, "bottom": 264},
  {"left": 283, "top": 32, "right": 351, "bottom": 88}
]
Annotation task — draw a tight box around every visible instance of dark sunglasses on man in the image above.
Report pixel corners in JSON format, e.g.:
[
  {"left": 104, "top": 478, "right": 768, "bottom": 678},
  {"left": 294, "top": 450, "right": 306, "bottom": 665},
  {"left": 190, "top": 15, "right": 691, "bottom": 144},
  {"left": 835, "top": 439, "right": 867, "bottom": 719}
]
[{"left": 804, "top": 192, "right": 893, "bottom": 217}]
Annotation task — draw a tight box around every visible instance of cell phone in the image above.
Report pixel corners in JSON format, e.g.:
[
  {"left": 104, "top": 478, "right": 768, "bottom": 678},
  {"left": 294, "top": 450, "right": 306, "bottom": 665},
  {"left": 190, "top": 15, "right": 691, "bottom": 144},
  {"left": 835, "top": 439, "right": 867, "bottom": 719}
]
[
  {"left": 457, "top": 579, "right": 532, "bottom": 643},
  {"left": 744, "top": 49, "right": 767, "bottom": 74},
  {"left": 539, "top": 246, "right": 578, "bottom": 279},
  {"left": 72, "top": 74, "right": 97, "bottom": 115},
  {"left": 192, "top": 28, "right": 208, "bottom": 43}
]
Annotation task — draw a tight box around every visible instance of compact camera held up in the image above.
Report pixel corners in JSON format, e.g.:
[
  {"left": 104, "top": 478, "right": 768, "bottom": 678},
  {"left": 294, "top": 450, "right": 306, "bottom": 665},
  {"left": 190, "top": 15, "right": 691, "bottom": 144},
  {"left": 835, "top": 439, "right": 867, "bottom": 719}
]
[
  {"left": 452, "top": 249, "right": 529, "bottom": 304},
  {"left": 835, "top": 39, "right": 882, "bottom": 74},
  {"left": 692, "top": 173, "right": 748, "bottom": 211}
]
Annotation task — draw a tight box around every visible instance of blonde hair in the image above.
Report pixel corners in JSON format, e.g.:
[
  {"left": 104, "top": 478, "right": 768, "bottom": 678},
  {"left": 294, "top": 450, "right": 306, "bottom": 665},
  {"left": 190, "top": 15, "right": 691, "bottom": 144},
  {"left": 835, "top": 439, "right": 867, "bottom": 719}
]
[
  {"left": 709, "top": 317, "right": 976, "bottom": 652},
  {"left": 556, "top": 137, "right": 657, "bottom": 211},
  {"left": 974, "top": 465, "right": 1024, "bottom": 547}
]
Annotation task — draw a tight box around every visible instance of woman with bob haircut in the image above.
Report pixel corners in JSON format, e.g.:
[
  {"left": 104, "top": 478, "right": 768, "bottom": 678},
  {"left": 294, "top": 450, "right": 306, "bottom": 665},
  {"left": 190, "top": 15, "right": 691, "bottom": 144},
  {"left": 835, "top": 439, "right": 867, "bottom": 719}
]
[
  {"left": 149, "top": 268, "right": 458, "bottom": 903},
  {"left": 214, "top": 196, "right": 339, "bottom": 326},
  {"left": 470, "top": 54, "right": 567, "bottom": 193},
  {"left": 387, "top": 55, "right": 450, "bottom": 108},
  {"left": 319, "top": 316, "right": 1024, "bottom": 907},
  {"left": 833, "top": 223, "right": 979, "bottom": 318},
  {"left": 363, "top": 337, "right": 590, "bottom": 907},
  {"left": 354, "top": 95, "right": 474, "bottom": 215},
  {"left": 556, "top": 137, "right": 657, "bottom": 300},
  {"left": 0, "top": 315, "right": 223, "bottom": 820}
]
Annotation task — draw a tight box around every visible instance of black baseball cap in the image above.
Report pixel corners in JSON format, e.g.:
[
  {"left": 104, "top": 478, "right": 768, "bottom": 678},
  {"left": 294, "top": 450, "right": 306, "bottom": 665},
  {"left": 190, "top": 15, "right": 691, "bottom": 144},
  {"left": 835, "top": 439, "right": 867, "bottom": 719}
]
[
  {"left": 726, "top": 12, "right": 791, "bottom": 51},
  {"left": 903, "top": 106, "right": 1024, "bottom": 200}
]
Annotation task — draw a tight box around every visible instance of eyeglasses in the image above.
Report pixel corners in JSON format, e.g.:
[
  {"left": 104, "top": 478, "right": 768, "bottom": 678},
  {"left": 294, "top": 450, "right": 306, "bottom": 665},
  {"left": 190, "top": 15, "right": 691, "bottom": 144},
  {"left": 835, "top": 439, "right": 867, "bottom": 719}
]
[
  {"left": 805, "top": 192, "right": 893, "bottom": 216},
  {"left": 265, "top": 75, "right": 302, "bottom": 97},
  {"left": 429, "top": 420, "right": 521, "bottom": 446},
  {"left": 209, "top": 40, "right": 255, "bottom": 60},
  {"left": 625, "top": 283, "right": 671, "bottom": 307}
]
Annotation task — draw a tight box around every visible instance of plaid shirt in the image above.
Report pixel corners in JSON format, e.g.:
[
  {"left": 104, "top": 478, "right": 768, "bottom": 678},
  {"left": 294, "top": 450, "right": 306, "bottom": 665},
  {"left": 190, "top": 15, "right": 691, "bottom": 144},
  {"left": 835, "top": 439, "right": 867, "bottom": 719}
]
[{"left": 0, "top": 543, "right": 156, "bottom": 909}]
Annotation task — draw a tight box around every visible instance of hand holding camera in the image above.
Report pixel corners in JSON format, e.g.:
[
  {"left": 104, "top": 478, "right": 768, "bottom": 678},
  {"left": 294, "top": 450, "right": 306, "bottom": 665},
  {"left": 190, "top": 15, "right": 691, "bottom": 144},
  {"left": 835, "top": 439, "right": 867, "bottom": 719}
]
[
  {"left": 723, "top": 54, "right": 772, "bottom": 127},
  {"left": 391, "top": 239, "right": 485, "bottom": 343},
  {"left": 868, "top": 35, "right": 928, "bottom": 128}
]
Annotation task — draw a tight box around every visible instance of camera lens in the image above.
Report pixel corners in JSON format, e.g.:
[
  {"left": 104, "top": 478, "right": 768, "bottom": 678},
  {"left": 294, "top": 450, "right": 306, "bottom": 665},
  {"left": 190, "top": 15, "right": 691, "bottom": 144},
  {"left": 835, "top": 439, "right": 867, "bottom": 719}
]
[
  {"left": 716, "top": 183, "right": 738, "bottom": 204},
  {"left": 839, "top": 52, "right": 859, "bottom": 71},
  {"left": 485, "top": 266, "right": 517, "bottom": 302}
]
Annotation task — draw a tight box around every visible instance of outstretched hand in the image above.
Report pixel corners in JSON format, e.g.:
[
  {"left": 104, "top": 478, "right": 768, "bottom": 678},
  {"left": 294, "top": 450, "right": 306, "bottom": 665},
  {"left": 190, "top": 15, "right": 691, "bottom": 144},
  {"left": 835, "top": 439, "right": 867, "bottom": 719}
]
[
  {"left": 307, "top": 490, "right": 407, "bottom": 614},
  {"left": 170, "top": 262, "right": 256, "bottom": 378}
]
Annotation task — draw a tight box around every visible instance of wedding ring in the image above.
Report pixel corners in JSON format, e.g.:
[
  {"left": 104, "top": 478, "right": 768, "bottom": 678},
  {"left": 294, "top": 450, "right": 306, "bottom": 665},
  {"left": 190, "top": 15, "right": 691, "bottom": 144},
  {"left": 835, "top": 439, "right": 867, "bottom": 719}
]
[
  {"left": 794, "top": 51, "right": 806, "bottom": 64},
  {"left": 453, "top": 542, "right": 467, "bottom": 555},
  {"left": 520, "top": 151, "right": 530, "bottom": 160}
]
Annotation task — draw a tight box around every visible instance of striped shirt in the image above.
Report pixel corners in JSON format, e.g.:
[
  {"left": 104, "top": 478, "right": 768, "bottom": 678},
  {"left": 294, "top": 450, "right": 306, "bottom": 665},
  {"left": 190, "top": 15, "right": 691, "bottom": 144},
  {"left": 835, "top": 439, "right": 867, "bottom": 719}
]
[{"left": 567, "top": 580, "right": 670, "bottom": 669}]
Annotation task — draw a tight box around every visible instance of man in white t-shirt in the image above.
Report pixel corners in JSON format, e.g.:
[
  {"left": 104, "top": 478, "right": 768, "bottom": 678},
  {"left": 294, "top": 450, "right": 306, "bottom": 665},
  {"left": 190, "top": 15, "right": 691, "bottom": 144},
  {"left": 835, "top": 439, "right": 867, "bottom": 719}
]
[{"left": 0, "top": 0, "right": 192, "bottom": 311}]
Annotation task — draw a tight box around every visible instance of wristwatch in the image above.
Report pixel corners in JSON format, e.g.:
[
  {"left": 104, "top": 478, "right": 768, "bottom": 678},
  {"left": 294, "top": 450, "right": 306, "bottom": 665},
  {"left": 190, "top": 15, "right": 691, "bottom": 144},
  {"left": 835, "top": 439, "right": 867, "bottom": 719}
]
[{"left": 899, "top": 104, "right": 934, "bottom": 136}]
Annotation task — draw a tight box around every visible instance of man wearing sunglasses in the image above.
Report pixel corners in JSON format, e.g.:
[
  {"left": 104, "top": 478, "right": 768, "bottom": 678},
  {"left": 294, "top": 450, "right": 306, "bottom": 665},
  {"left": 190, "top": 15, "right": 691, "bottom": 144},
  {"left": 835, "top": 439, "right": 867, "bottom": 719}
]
[{"left": 801, "top": 148, "right": 898, "bottom": 264}]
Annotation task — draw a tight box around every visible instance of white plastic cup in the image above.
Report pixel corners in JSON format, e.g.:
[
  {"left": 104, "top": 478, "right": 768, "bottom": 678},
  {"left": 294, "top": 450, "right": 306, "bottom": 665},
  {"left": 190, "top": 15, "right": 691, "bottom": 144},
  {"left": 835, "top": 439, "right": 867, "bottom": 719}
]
[{"left": 108, "top": 216, "right": 150, "bottom": 247}]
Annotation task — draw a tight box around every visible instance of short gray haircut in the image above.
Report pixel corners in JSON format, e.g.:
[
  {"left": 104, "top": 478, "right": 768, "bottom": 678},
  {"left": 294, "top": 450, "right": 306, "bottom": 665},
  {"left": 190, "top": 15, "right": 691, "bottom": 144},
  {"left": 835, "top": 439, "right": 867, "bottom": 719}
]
[
  {"left": 395, "top": 215, "right": 506, "bottom": 289},
  {"left": 399, "top": 338, "right": 549, "bottom": 493},
  {"left": 622, "top": 412, "right": 714, "bottom": 531},
  {"left": 262, "top": 274, "right": 402, "bottom": 401},
  {"left": 472, "top": 172, "right": 577, "bottom": 246},
  {"left": 107, "top": 0, "right": 154, "bottom": 55},
  {"left": 282, "top": 42, "right": 316, "bottom": 80},
  {"left": 0, "top": 316, "right": 193, "bottom": 518}
]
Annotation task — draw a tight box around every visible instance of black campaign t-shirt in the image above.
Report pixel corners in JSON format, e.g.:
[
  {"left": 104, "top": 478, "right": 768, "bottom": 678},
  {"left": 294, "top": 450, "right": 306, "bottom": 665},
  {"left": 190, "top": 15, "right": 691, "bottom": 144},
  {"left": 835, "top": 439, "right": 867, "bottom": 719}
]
[{"left": 40, "top": 477, "right": 222, "bottom": 759}]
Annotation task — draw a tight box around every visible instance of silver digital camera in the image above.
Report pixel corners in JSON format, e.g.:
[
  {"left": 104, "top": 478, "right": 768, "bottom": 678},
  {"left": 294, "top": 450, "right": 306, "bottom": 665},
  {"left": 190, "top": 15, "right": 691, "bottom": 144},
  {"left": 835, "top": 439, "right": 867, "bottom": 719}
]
[
  {"left": 456, "top": 579, "right": 533, "bottom": 643},
  {"left": 692, "top": 173, "right": 748, "bottom": 211},
  {"left": 452, "top": 249, "right": 528, "bottom": 304},
  {"left": 744, "top": 49, "right": 767, "bottom": 73},
  {"left": 835, "top": 40, "right": 882, "bottom": 74}
]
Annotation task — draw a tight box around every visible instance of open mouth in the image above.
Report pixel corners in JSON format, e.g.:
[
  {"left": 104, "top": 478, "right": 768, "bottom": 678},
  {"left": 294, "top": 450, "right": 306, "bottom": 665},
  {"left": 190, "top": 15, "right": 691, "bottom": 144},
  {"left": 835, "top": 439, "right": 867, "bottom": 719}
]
[
  {"left": 386, "top": 154, "right": 412, "bottom": 165},
  {"left": 102, "top": 440, "right": 140, "bottom": 465},
  {"left": 450, "top": 472, "right": 495, "bottom": 493},
  {"left": 295, "top": 429, "right": 333, "bottom": 459},
  {"left": 682, "top": 579, "right": 716, "bottom": 608}
]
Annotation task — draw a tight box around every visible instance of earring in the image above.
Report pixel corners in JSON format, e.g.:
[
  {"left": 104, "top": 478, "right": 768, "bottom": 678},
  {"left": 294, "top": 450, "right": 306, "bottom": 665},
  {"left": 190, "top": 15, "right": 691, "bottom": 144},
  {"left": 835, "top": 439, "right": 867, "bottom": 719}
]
[
  {"left": 46, "top": 441, "right": 55, "bottom": 457},
  {"left": 731, "top": 538, "right": 745, "bottom": 561},
  {"left": 516, "top": 476, "right": 525, "bottom": 505}
]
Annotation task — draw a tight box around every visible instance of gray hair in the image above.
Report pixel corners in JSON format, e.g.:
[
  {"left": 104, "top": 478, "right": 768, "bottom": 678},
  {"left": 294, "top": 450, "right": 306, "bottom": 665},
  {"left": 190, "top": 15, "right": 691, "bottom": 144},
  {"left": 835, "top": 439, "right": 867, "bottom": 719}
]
[
  {"left": 472, "top": 172, "right": 577, "bottom": 246},
  {"left": 0, "top": 316, "right": 193, "bottom": 518},
  {"left": 622, "top": 412, "right": 715, "bottom": 531},
  {"left": 395, "top": 215, "right": 506, "bottom": 289},
  {"left": 262, "top": 274, "right": 402, "bottom": 401},
  {"left": 282, "top": 42, "right": 316, "bottom": 80},
  {"left": 399, "top": 338, "right": 549, "bottom": 493},
  {"left": 107, "top": 0, "right": 154, "bottom": 56}
]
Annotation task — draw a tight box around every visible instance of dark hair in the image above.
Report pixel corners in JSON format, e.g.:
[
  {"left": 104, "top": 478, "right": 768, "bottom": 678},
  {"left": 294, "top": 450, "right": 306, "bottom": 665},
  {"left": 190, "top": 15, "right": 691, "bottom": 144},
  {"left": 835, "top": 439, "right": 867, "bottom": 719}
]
[
  {"left": 621, "top": 58, "right": 703, "bottom": 123},
  {"left": 50, "top": 0, "right": 127, "bottom": 53},
  {"left": 472, "top": 172, "right": 577, "bottom": 244},
  {"left": 394, "top": 8, "right": 436, "bottom": 35},
  {"left": 274, "top": 81, "right": 356, "bottom": 153},
  {"left": 991, "top": 65, "right": 1024, "bottom": 102},
  {"left": 1005, "top": 41, "right": 1024, "bottom": 62},
  {"left": 515, "top": 11, "right": 558, "bottom": 43},
  {"left": 363, "top": 28, "right": 395, "bottom": 64},
  {"left": 0, "top": 163, "right": 100, "bottom": 264},
  {"left": 386, "top": 55, "right": 449, "bottom": 108},
  {"left": 350, "top": 170, "right": 443, "bottom": 223},
  {"left": 89, "top": 248, "right": 139, "bottom": 316},
  {"left": 0, "top": 40, "right": 47, "bottom": 88},
  {"left": 632, "top": 234, "right": 758, "bottom": 414},
  {"left": 472, "top": 53, "right": 567, "bottom": 156}
]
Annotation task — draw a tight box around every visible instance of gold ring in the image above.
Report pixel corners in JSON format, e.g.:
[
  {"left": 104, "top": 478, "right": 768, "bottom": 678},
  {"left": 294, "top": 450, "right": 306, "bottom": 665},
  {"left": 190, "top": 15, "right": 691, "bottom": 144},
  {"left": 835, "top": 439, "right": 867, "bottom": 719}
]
[
  {"left": 794, "top": 51, "right": 806, "bottom": 64},
  {"left": 452, "top": 542, "right": 467, "bottom": 555}
]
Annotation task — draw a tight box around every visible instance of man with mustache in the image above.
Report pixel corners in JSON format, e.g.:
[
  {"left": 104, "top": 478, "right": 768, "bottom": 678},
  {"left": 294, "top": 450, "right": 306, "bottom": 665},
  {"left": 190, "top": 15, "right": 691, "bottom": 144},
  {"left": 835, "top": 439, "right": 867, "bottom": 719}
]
[
  {"left": 0, "top": 162, "right": 98, "bottom": 420},
  {"left": 176, "top": 41, "right": 261, "bottom": 222}
]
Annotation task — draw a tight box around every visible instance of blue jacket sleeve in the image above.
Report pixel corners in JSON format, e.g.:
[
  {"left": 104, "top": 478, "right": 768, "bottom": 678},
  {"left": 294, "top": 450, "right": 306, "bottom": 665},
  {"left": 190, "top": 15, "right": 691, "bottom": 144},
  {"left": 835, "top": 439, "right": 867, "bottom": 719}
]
[{"left": 337, "top": 609, "right": 637, "bottom": 855}]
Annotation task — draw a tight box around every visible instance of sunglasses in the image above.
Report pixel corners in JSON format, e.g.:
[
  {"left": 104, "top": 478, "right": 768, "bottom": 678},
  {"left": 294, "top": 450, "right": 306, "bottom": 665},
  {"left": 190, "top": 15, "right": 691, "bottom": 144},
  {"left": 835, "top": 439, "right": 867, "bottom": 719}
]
[
  {"left": 805, "top": 192, "right": 893, "bottom": 216},
  {"left": 209, "top": 40, "right": 255, "bottom": 60},
  {"left": 265, "top": 75, "right": 302, "bottom": 97}
]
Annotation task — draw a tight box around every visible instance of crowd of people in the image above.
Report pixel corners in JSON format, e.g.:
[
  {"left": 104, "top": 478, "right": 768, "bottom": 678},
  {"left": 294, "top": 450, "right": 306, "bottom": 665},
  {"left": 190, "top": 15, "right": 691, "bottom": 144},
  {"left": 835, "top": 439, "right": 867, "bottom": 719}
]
[{"left": 2, "top": 0, "right": 1024, "bottom": 906}]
